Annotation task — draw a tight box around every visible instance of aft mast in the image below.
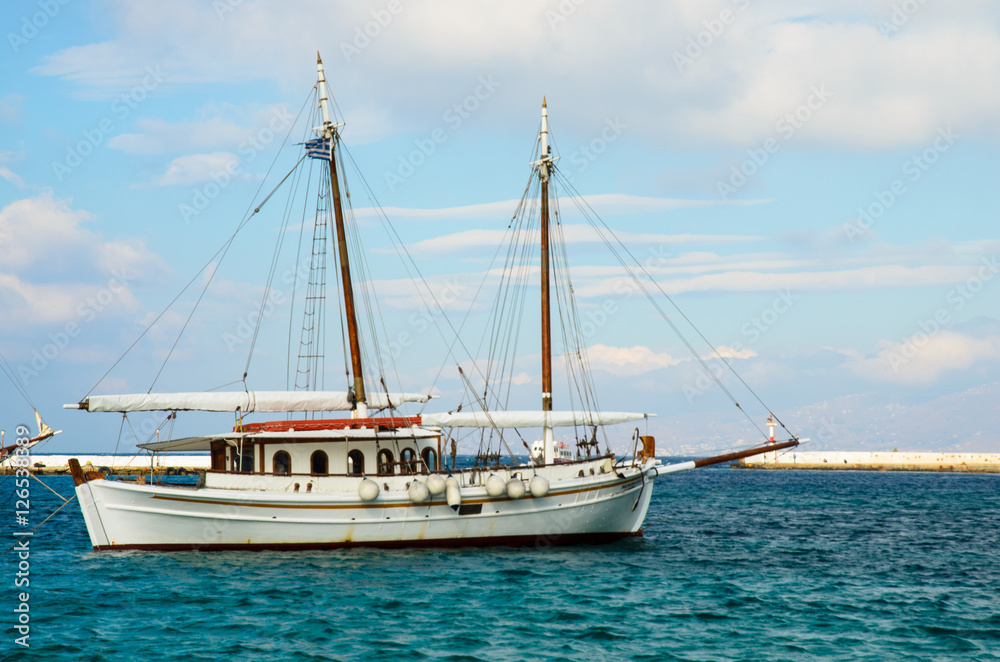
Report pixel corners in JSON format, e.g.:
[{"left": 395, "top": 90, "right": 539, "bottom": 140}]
[
  {"left": 316, "top": 53, "right": 368, "bottom": 417},
  {"left": 536, "top": 98, "right": 555, "bottom": 463}
]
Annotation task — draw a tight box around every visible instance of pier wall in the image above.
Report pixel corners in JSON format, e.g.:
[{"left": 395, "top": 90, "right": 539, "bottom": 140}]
[
  {"left": 2, "top": 454, "right": 210, "bottom": 475},
  {"left": 737, "top": 450, "right": 1000, "bottom": 473}
]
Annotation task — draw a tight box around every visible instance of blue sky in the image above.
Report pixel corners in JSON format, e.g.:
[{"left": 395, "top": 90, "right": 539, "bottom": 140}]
[{"left": 2, "top": 0, "right": 999, "bottom": 454}]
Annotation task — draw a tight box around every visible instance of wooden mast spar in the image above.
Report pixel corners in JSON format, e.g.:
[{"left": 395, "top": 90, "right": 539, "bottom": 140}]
[
  {"left": 316, "top": 54, "right": 367, "bottom": 417},
  {"left": 537, "top": 98, "right": 555, "bottom": 463}
]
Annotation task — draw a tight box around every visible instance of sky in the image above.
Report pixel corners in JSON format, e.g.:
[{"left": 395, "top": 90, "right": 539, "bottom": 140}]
[{"left": 2, "top": 0, "right": 999, "bottom": 455}]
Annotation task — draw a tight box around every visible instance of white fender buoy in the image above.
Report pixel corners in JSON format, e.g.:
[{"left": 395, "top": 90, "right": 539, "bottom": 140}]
[
  {"left": 601, "top": 458, "right": 614, "bottom": 474},
  {"left": 506, "top": 478, "right": 526, "bottom": 499},
  {"left": 445, "top": 476, "right": 462, "bottom": 511},
  {"left": 408, "top": 480, "right": 430, "bottom": 503},
  {"left": 529, "top": 475, "right": 550, "bottom": 498},
  {"left": 358, "top": 478, "right": 380, "bottom": 502},
  {"left": 485, "top": 474, "right": 506, "bottom": 497},
  {"left": 425, "top": 474, "right": 446, "bottom": 496}
]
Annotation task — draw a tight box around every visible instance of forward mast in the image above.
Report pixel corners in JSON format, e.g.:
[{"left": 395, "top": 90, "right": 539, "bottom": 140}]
[{"left": 316, "top": 54, "right": 367, "bottom": 417}]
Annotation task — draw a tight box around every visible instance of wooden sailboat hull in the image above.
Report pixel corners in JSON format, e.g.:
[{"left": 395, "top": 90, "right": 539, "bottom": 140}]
[{"left": 75, "top": 461, "right": 655, "bottom": 551}]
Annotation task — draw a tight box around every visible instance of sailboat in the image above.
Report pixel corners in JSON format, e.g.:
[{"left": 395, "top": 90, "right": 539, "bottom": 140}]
[
  {"left": 64, "top": 55, "right": 798, "bottom": 551},
  {"left": 0, "top": 409, "right": 60, "bottom": 467}
]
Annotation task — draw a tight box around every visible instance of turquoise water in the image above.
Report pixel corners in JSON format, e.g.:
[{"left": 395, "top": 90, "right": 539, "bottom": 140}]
[{"left": 4, "top": 468, "right": 999, "bottom": 660}]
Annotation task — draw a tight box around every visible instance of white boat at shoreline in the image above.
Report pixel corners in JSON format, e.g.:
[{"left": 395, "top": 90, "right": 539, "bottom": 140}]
[{"left": 65, "top": 55, "right": 796, "bottom": 552}]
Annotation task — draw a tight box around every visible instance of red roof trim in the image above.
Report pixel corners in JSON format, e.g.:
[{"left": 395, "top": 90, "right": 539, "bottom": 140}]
[{"left": 236, "top": 416, "right": 422, "bottom": 434}]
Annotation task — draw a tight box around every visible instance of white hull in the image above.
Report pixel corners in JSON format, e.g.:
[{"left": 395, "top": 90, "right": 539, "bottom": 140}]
[{"left": 75, "top": 459, "right": 656, "bottom": 551}]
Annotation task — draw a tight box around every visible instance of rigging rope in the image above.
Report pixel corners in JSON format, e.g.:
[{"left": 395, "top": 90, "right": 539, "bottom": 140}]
[
  {"left": 81, "top": 88, "right": 313, "bottom": 399},
  {"left": 337, "top": 144, "right": 519, "bottom": 413},
  {"left": 553, "top": 171, "right": 794, "bottom": 442},
  {"left": 149, "top": 153, "right": 308, "bottom": 393},
  {"left": 456, "top": 366, "right": 520, "bottom": 465},
  {"left": 0, "top": 350, "right": 36, "bottom": 411},
  {"left": 245, "top": 109, "right": 316, "bottom": 380}
]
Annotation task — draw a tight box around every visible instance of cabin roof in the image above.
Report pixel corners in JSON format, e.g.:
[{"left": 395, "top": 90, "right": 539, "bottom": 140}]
[{"left": 139, "top": 426, "right": 441, "bottom": 452}]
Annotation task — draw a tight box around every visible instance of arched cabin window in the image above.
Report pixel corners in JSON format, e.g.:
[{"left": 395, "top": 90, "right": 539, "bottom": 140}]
[
  {"left": 273, "top": 451, "right": 291, "bottom": 476},
  {"left": 377, "top": 449, "right": 394, "bottom": 476},
  {"left": 421, "top": 447, "right": 438, "bottom": 473},
  {"left": 347, "top": 450, "right": 365, "bottom": 476},
  {"left": 399, "top": 448, "right": 417, "bottom": 475},
  {"left": 311, "top": 451, "right": 328, "bottom": 475}
]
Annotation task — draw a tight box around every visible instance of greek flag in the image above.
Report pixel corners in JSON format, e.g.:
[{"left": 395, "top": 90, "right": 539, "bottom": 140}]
[{"left": 304, "top": 137, "right": 332, "bottom": 160}]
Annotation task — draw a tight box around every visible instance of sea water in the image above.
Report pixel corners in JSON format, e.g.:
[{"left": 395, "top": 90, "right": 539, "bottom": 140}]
[{"left": 3, "top": 467, "right": 998, "bottom": 661}]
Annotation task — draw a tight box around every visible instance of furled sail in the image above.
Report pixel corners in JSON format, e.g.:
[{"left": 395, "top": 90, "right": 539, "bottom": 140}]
[
  {"left": 420, "top": 411, "right": 650, "bottom": 428},
  {"left": 65, "top": 391, "right": 433, "bottom": 413}
]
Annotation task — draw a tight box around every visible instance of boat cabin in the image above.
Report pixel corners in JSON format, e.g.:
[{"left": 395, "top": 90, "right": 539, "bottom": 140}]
[
  {"left": 200, "top": 418, "right": 443, "bottom": 482},
  {"left": 208, "top": 429, "right": 442, "bottom": 478}
]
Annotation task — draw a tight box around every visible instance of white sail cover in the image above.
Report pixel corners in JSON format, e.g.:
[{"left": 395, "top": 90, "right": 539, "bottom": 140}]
[
  {"left": 68, "top": 391, "right": 432, "bottom": 413},
  {"left": 420, "top": 410, "right": 649, "bottom": 428}
]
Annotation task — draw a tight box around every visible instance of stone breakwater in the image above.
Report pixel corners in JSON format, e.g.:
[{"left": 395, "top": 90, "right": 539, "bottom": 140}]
[
  {"left": 736, "top": 450, "right": 1000, "bottom": 473},
  {"left": 0, "top": 454, "right": 210, "bottom": 476}
]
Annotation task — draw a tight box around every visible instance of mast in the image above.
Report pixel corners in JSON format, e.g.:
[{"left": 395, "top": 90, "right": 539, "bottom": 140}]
[
  {"left": 537, "top": 98, "right": 555, "bottom": 463},
  {"left": 316, "top": 53, "right": 367, "bottom": 417}
]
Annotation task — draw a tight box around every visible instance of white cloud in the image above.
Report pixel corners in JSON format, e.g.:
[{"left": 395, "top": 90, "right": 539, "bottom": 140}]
[
  {"left": 109, "top": 119, "right": 246, "bottom": 155},
  {"left": 0, "top": 146, "right": 27, "bottom": 190},
  {"left": 583, "top": 343, "right": 686, "bottom": 377},
  {"left": 364, "top": 239, "right": 989, "bottom": 304},
  {"left": 570, "top": 252, "right": 816, "bottom": 280},
  {"left": 149, "top": 152, "right": 245, "bottom": 187},
  {"left": 509, "top": 371, "right": 532, "bottom": 385},
  {"left": 848, "top": 331, "right": 1000, "bottom": 384},
  {"left": 0, "top": 167, "right": 26, "bottom": 189},
  {"left": 358, "top": 194, "right": 769, "bottom": 223},
  {"left": 107, "top": 105, "right": 294, "bottom": 155},
  {"left": 0, "top": 273, "right": 104, "bottom": 325},
  {"left": 0, "top": 192, "right": 145, "bottom": 273},
  {"left": 365, "top": 275, "right": 475, "bottom": 311},
  {"left": 578, "top": 264, "right": 977, "bottom": 297},
  {"left": 30, "top": 2, "right": 1000, "bottom": 147},
  {"left": 0, "top": 93, "right": 24, "bottom": 122},
  {"left": 709, "top": 345, "right": 757, "bottom": 360},
  {"left": 0, "top": 192, "right": 160, "bottom": 327},
  {"left": 400, "top": 223, "right": 762, "bottom": 255}
]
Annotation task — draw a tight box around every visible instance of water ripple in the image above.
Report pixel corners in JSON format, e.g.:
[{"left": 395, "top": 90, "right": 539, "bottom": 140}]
[{"left": 5, "top": 470, "right": 1000, "bottom": 660}]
